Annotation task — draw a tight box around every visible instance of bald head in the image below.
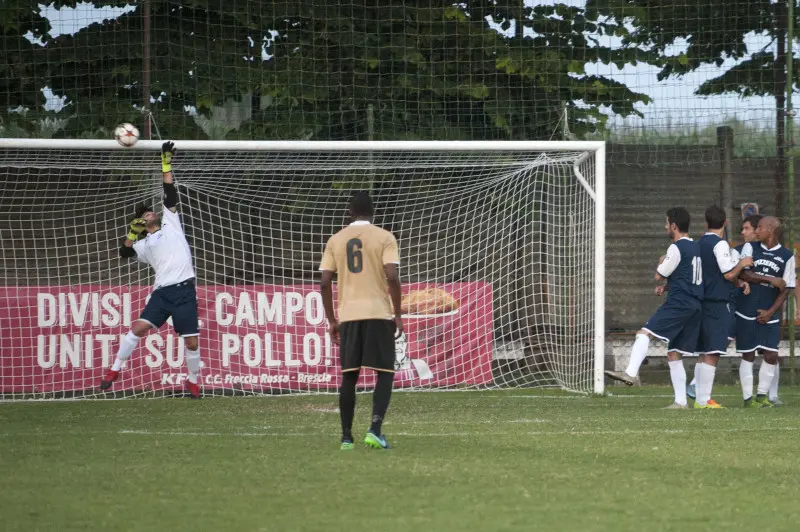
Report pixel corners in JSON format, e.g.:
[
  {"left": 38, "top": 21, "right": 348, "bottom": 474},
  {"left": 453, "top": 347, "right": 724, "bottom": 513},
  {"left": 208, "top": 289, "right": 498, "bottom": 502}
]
[{"left": 756, "top": 216, "right": 781, "bottom": 245}]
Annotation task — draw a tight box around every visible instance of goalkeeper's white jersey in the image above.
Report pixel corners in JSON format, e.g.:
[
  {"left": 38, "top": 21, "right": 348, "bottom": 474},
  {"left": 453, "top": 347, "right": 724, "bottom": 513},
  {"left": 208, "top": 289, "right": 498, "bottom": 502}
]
[{"left": 132, "top": 206, "right": 195, "bottom": 290}]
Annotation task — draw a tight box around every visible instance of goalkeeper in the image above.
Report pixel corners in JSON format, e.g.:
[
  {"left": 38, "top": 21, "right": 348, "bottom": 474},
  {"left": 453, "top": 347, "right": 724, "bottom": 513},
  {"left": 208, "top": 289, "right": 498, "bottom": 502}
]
[{"left": 99, "top": 142, "right": 202, "bottom": 399}]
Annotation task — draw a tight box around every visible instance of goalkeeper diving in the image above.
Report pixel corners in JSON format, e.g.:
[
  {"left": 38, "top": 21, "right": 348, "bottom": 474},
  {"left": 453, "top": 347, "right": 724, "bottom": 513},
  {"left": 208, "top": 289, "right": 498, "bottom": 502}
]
[{"left": 99, "top": 142, "right": 202, "bottom": 398}]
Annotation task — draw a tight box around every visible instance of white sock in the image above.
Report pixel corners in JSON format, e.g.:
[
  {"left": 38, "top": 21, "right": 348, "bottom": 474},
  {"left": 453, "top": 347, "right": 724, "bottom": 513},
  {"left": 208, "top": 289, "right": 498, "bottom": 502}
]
[
  {"left": 695, "top": 363, "right": 716, "bottom": 406},
  {"left": 757, "top": 361, "right": 776, "bottom": 396},
  {"left": 624, "top": 334, "right": 650, "bottom": 377},
  {"left": 185, "top": 347, "right": 201, "bottom": 384},
  {"left": 739, "top": 360, "right": 754, "bottom": 400},
  {"left": 668, "top": 359, "right": 687, "bottom": 406},
  {"left": 769, "top": 362, "right": 780, "bottom": 401},
  {"left": 111, "top": 331, "right": 140, "bottom": 371}
]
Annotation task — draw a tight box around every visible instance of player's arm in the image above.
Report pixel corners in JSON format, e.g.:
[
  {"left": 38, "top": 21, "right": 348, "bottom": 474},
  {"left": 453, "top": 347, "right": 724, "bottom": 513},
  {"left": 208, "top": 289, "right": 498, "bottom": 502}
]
[
  {"left": 655, "top": 245, "right": 680, "bottom": 282},
  {"left": 714, "top": 241, "right": 753, "bottom": 282},
  {"left": 756, "top": 256, "right": 796, "bottom": 323},
  {"left": 119, "top": 217, "right": 146, "bottom": 258},
  {"left": 757, "top": 286, "right": 791, "bottom": 323},
  {"left": 384, "top": 263, "right": 403, "bottom": 332},
  {"left": 383, "top": 234, "right": 403, "bottom": 333},
  {"left": 161, "top": 141, "right": 179, "bottom": 213},
  {"left": 739, "top": 270, "right": 786, "bottom": 290},
  {"left": 319, "top": 240, "right": 339, "bottom": 343}
]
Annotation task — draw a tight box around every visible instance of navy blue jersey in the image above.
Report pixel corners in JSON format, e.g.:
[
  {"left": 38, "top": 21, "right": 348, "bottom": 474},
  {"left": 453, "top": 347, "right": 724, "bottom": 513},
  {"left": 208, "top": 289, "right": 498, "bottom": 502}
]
[
  {"left": 657, "top": 237, "right": 703, "bottom": 302},
  {"left": 699, "top": 233, "right": 736, "bottom": 302},
  {"left": 736, "top": 243, "right": 796, "bottom": 317}
]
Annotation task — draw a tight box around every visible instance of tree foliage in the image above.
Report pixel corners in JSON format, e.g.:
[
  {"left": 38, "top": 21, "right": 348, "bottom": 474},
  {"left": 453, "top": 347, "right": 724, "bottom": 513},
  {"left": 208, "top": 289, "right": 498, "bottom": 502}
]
[
  {"left": 2, "top": 1, "right": 652, "bottom": 140},
  {"left": 589, "top": 0, "right": 799, "bottom": 98}
]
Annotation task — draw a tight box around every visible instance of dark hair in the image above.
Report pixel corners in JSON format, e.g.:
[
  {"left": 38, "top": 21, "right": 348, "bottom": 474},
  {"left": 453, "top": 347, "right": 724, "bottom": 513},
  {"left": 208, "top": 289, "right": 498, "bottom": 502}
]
[
  {"left": 743, "top": 214, "right": 763, "bottom": 229},
  {"left": 349, "top": 191, "right": 374, "bottom": 217},
  {"left": 666, "top": 207, "right": 690, "bottom": 233},
  {"left": 134, "top": 204, "right": 154, "bottom": 218},
  {"left": 704, "top": 205, "right": 726, "bottom": 230}
]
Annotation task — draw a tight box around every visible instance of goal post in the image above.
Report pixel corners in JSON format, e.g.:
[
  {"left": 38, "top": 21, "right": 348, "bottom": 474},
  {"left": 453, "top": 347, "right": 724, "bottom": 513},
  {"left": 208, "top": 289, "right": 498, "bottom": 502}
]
[{"left": 0, "top": 139, "right": 606, "bottom": 398}]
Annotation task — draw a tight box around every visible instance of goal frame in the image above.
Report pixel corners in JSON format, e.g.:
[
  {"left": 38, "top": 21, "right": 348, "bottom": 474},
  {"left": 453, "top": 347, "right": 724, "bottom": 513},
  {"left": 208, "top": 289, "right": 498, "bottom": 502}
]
[{"left": 0, "top": 139, "right": 606, "bottom": 394}]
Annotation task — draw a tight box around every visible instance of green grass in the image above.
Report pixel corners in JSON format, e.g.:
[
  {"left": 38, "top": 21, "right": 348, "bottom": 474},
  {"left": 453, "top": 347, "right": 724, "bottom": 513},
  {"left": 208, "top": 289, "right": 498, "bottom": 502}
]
[{"left": 2, "top": 386, "right": 800, "bottom": 532}]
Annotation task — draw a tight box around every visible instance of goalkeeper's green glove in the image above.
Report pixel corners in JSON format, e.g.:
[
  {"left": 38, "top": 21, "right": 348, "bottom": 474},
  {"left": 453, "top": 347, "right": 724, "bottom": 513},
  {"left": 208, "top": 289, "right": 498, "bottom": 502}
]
[
  {"left": 161, "top": 141, "right": 176, "bottom": 173},
  {"left": 127, "top": 218, "right": 146, "bottom": 242}
]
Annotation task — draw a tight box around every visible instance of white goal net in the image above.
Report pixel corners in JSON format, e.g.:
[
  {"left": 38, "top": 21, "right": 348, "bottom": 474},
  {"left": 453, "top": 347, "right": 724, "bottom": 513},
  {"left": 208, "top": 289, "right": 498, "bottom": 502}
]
[{"left": 0, "top": 140, "right": 605, "bottom": 399}]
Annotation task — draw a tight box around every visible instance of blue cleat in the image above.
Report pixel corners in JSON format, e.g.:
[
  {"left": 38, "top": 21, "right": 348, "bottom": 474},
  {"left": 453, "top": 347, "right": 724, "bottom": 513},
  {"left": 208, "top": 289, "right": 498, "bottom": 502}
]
[
  {"left": 686, "top": 383, "right": 696, "bottom": 399},
  {"left": 364, "top": 431, "right": 391, "bottom": 449}
]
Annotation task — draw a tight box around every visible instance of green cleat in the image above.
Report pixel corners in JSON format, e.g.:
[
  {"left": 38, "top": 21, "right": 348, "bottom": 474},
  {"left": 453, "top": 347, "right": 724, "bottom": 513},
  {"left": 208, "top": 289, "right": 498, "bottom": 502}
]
[
  {"left": 340, "top": 440, "right": 354, "bottom": 451},
  {"left": 754, "top": 395, "right": 775, "bottom": 408},
  {"left": 744, "top": 397, "right": 766, "bottom": 408},
  {"left": 364, "top": 431, "right": 390, "bottom": 449}
]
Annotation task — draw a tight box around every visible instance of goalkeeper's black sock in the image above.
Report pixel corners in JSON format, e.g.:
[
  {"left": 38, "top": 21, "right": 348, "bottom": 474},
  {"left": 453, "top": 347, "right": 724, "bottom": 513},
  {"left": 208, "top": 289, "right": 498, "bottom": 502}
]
[
  {"left": 370, "top": 371, "right": 394, "bottom": 436},
  {"left": 339, "top": 371, "right": 359, "bottom": 441}
]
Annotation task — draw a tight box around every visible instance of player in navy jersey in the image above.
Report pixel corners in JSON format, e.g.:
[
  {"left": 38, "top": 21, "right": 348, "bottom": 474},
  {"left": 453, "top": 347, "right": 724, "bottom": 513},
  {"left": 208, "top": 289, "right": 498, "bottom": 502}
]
[
  {"left": 687, "top": 213, "right": 758, "bottom": 400},
  {"left": 605, "top": 207, "right": 702, "bottom": 408},
  {"left": 98, "top": 142, "right": 202, "bottom": 399},
  {"left": 690, "top": 206, "right": 753, "bottom": 408},
  {"left": 736, "top": 216, "right": 795, "bottom": 407}
]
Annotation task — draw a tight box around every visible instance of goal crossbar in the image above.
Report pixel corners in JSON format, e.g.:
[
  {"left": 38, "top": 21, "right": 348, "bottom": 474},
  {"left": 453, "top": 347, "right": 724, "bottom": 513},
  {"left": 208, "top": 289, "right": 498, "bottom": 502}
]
[{"left": 0, "top": 139, "right": 606, "bottom": 153}]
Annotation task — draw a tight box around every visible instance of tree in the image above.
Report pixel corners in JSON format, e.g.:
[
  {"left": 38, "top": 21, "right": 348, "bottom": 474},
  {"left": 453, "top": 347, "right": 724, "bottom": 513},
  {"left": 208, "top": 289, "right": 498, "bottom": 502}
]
[
  {"left": 589, "top": 0, "right": 799, "bottom": 219},
  {"left": 3, "top": 1, "right": 652, "bottom": 140}
]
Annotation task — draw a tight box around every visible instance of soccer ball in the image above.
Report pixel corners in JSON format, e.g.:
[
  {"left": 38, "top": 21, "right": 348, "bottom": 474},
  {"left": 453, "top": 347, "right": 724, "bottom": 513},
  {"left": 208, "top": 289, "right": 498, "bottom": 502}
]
[{"left": 114, "top": 123, "right": 140, "bottom": 147}]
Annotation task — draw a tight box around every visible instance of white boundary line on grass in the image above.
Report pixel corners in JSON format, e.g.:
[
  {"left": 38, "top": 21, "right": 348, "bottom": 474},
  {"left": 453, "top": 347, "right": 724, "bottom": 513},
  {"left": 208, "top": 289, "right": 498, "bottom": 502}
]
[{"left": 5, "top": 426, "right": 800, "bottom": 438}]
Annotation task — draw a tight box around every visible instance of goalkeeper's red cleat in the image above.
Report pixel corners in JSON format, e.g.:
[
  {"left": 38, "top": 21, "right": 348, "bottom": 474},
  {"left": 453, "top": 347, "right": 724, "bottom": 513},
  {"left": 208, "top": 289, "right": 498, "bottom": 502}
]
[
  {"left": 100, "top": 369, "right": 120, "bottom": 390},
  {"left": 185, "top": 379, "right": 201, "bottom": 399}
]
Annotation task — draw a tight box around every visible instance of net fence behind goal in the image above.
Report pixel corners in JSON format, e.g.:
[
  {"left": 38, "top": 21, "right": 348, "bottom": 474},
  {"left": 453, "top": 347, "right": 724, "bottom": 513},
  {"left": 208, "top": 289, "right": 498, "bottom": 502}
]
[{"left": 0, "top": 140, "right": 604, "bottom": 398}]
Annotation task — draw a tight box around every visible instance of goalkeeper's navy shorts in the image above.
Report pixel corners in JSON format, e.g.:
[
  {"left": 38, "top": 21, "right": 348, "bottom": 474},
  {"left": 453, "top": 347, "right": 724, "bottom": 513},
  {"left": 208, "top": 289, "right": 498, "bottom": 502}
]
[
  {"left": 339, "top": 319, "right": 396, "bottom": 373},
  {"left": 642, "top": 296, "right": 701, "bottom": 355},
  {"left": 139, "top": 278, "right": 199, "bottom": 336}
]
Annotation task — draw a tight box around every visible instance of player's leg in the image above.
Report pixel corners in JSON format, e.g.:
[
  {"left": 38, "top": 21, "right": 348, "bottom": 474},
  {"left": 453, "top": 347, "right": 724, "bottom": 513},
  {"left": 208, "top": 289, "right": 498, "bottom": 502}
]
[
  {"left": 664, "top": 305, "right": 701, "bottom": 408},
  {"left": 168, "top": 281, "right": 202, "bottom": 399},
  {"left": 735, "top": 314, "right": 758, "bottom": 406},
  {"left": 694, "top": 354, "right": 721, "bottom": 408},
  {"left": 339, "top": 370, "right": 360, "bottom": 450},
  {"left": 664, "top": 350, "right": 688, "bottom": 409},
  {"left": 100, "top": 291, "right": 169, "bottom": 390},
  {"left": 338, "top": 321, "right": 363, "bottom": 449},
  {"left": 769, "top": 360, "right": 782, "bottom": 405},
  {"left": 604, "top": 301, "right": 682, "bottom": 386},
  {"left": 362, "top": 320, "right": 396, "bottom": 450},
  {"left": 694, "top": 302, "right": 728, "bottom": 408},
  {"left": 754, "top": 321, "right": 781, "bottom": 406}
]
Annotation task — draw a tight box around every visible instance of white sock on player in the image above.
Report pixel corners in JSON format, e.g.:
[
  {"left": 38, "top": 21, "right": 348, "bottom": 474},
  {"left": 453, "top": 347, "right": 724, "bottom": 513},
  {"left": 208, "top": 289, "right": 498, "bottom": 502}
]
[
  {"left": 739, "top": 359, "right": 754, "bottom": 400},
  {"left": 695, "top": 363, "right": 716, "bottom": 406},
  {"left": 111, "top": 331, "right": 140, "bottom": 371},
  {"left": 769, "top": 361, "right": 780, "bottom": 401},
  {"left": 625, "top": 334, "right": 650, "bottom": 378},
  {"left": 185, "top": 346, "right": 201, "bottom": 384},
  {"left": 668, "top": 359, "right": 687, "bottom": 406},
  {"left": 757, "top": 361, "right": 776, "bottom": 397}
]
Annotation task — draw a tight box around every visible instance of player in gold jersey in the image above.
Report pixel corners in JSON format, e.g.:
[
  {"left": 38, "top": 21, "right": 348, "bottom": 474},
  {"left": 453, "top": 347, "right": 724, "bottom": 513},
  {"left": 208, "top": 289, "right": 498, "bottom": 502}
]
[{"left": 320, "top": 191, "right": 403, "bottom": 450}]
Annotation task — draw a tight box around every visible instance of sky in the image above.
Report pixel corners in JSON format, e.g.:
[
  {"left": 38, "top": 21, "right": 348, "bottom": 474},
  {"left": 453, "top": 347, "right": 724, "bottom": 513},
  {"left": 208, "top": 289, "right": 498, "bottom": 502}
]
[{"left": 34, "top": 1, "right": 786, "bottom": 132}]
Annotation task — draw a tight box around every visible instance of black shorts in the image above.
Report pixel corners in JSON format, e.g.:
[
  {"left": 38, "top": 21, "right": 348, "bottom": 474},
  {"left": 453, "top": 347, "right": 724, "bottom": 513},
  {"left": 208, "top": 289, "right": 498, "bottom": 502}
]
[
  {"left": 339, "top": 319, "right": 396, "bottom": 373},
  {"left": 138, "top": 279, "right": 199, "bottom": 336}
]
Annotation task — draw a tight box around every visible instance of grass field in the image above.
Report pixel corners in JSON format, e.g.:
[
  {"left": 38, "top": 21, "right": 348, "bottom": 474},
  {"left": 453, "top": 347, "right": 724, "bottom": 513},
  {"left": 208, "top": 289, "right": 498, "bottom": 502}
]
[{"left": 2, "top": 386, "right": 800, "bottom": 532}]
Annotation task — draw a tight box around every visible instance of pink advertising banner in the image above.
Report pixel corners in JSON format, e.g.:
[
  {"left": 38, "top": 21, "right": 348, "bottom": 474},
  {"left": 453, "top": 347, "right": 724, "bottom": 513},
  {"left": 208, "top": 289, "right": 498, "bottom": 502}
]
[{"left": 0, "top": 283, "right": 493, "bottom": 393}]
